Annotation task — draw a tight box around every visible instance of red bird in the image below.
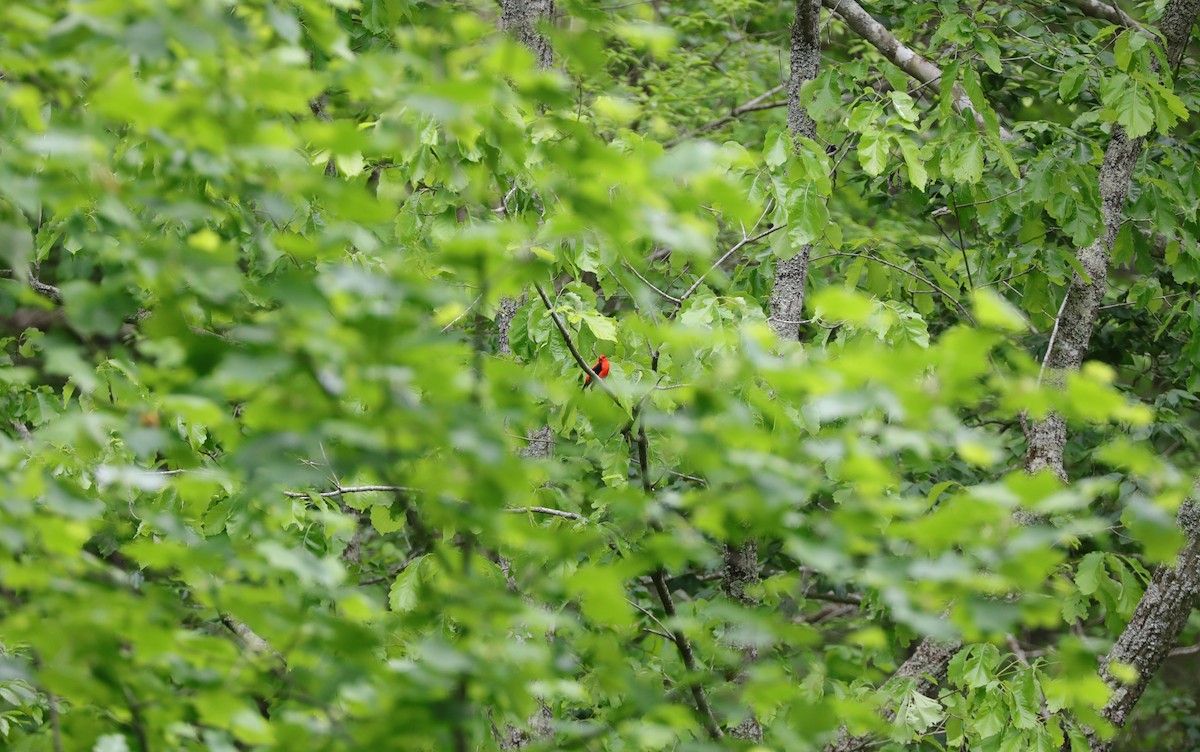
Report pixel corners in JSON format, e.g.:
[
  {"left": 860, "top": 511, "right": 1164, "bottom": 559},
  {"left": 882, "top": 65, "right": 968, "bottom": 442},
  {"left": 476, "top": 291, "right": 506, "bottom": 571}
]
[{"left": 583, "top": 354, "right": 610, "bottom": 389}]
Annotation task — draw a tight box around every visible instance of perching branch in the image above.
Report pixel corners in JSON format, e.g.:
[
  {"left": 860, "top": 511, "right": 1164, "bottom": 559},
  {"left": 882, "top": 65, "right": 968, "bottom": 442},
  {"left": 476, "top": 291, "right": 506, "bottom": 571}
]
[{"left": 533, "top": 282, "right": 623, "bottom": 405}]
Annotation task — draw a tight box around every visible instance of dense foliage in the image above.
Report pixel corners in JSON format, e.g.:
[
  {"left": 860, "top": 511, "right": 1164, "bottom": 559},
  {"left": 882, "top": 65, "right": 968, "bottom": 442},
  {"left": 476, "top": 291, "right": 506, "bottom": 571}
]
[{"left": 1, "top": 1, "right": 1198, "bottom": 750}]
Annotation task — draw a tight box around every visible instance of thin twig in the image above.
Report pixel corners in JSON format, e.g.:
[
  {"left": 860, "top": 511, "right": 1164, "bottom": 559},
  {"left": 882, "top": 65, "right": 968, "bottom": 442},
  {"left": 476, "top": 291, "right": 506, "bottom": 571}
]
[
  {"left": 1098, "top": 293, "right": 1185, "bottom": 311},
  {"left": 952, "top": 185, "right": 1024, "bottom": 208},
  {"left": 665, "top": 83, "right": 788, "bottom": 146},
  {"left": 622, "top": 261, "right": 682, "bottom": 304},
  {"left": 677, "top": 224, "right": 784, "bottom": 304},
  {"left": 283, "top": 484, "right": 414, "bottom": 499},
  {"left": 441, "top": 293, "right": 484, "bottom": 332},
  {"left": 979, "top": 268, "right": 1033, "bottom": 289},
  {"left": 505, "top": 506, "right": 584, "bottom": 521},
  {"left": 949, "top": 194, "right": 974, "bottom": 290},
  {"left": 1038, "top": 291, "right": 1072, "bottom": 385}
]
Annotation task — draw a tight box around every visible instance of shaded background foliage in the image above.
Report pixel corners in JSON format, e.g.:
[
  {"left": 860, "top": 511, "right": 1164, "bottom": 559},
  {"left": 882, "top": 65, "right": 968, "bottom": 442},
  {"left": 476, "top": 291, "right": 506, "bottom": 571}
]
[{"left": 0, "top": 0, "right": 1198, "bottom": 750}]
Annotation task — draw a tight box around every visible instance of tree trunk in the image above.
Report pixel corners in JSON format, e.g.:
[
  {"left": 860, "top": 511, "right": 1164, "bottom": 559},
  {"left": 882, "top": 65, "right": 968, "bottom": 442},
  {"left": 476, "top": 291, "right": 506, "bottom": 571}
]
[
  {"left": 496, "top": 2, "right": 558, "bottom": 747},
  {"left": 817, "top": 1, "right": 1200, "bottom": 749},
  {"left": 824, "top": 636, "right": 961, "bottom": 752},
  {"left": 1088, "top": 500, "right": 1200, "bottom": 750},
  {"left": 768, "top": 0, "right": 821, "bottom": 343},
  {"left": 500, "top": 0, "right": 555, "bottom": 71}
]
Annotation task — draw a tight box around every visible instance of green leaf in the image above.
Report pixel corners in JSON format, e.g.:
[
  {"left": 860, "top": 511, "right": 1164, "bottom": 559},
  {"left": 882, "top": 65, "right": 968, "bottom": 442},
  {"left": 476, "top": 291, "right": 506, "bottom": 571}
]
[
  {"left": 973, "top": 288, "right": 1025, "bottom": 331},
  {"left": 1114, "top": 32, "right": 1133, "bottom": 71},
  {"left": 888, "top": 91, "right": 920, "bottom": 122},
  {"left": 1059, "top": 67, "right": 1088, "bottom": 102},
  {"left": 389, "top": 556, "right": 431, "bottom": 612},
  {"left": 1115, "top": 85, "right": 1155, "bottom": 138},
  {"left": 764, "top": 126, "right": 789, "bottom": 168},
  {"left": 898, "top": 137, "right": 928, "bottom": 191},
  {"left": 581, "top": 311, "right": 619, "bottom": 342},
  {"left": 857, "top": 129, "right": 891, "bottom": 176},
  {"left": 788, "top": 184, "right": 829, "bottom": 246},
  {"left": 1075, "top": 552, "right": 1106, "bottom": 595},
  {"left": 568, "top": 565, "right": 634, "bottom": 628}
]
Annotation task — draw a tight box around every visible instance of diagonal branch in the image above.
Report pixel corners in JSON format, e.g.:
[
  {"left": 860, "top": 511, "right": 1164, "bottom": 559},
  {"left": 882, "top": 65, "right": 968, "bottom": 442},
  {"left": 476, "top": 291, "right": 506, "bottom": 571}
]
[
  {"left": 533, "top": 282, "right": 623, "bottom": 405},
  {"left": 504, "top": 506, "right": 584, "bottom": 521},
  {"left": 283, "top": 484, "right": 415, "bottom": 499},
  {"left": 821, "top": 0, "right": 1015, "bottom": 141},
  {"left": 1067, "top": 0, "right": 1146, "bottom": 30},
  {"left": 649, "top": 569, "right": 724, "bottom": 740}
]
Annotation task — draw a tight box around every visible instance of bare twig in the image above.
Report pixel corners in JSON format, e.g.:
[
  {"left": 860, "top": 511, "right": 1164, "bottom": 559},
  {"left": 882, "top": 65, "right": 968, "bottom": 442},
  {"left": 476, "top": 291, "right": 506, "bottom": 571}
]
[
  {"left": 1038, "top": 291, "right": 1071, "bottom": 385},
  {"left": 441, "top": 293, "right": 485, "bottom": 332},
  {"left": 622, "top": 261, "right": 682, "bottom": 304},
  {"left": 505, "top": 506, "right": 584, "bottom": 521},
  {"left": 283, "top": 484, "right": 415, "bottom": 499},
  {"left": 677, "top": 224, "right": 785, "bottom": 304}
]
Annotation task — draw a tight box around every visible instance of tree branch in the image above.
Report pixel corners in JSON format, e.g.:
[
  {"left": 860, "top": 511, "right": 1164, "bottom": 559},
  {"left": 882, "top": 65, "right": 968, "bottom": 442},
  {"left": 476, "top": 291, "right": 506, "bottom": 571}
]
[
  {"left": 649, "top": 569, "right": 725, "bottom": 740},
  {"left": 1067, "top": 0, "right": 1145, "bottom": 30},
  {"left": 504, "top": 506, "right": 584, "bottom": 521},
  {"left": 823, "top": 636, "right": 962, "bottom": 752},
  {"left": 283, "top": 484, "right": 415, "bottom": 499},
  {"left": 809, "top": 251, "right": 975, "bottom": 323},
  {"left": 678, "top": 224, "right": 784, "bottom": 305},
  {"left": 821, "top": 0, "right": 1015, "bottom": 141},
  {"left": 1088, "top": 499, "right": 1200, "bottom": 751}
]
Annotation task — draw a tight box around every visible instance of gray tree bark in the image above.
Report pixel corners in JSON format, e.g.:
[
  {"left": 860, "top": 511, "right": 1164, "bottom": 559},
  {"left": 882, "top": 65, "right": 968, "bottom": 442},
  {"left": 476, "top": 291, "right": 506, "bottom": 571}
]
[
  {"left": 768, "top": 0, "right": 821, "bottom": 343},
  {"left": 721, "top": 539, "right": 764, "bottom": 741},
  {"left": 500, "top": 0, "right": 555, "bottom": 71},
  {"left": 824, "top": 636, "right": 961, "bottom": 752},
  {"left": 819, "top": 0, "right": 1014, "bottom": 140},
  {"left": 718, "top": 4, "right": 825, "bottom": 742},
  {"left": 497, "top": 2, "right": 558, "bottom": 747},
  {"left": 496, "top": 0, "right": 554, "bottom": 355},
  {"left": 817, "top": 2, "right": 1199, "bottom": 750},
  {"left": 1024, "top": 0, "right": 1198, "bottom": 479},
  {"left": 1089, "top": 498, "right": 1200, "bottom": 750}
]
